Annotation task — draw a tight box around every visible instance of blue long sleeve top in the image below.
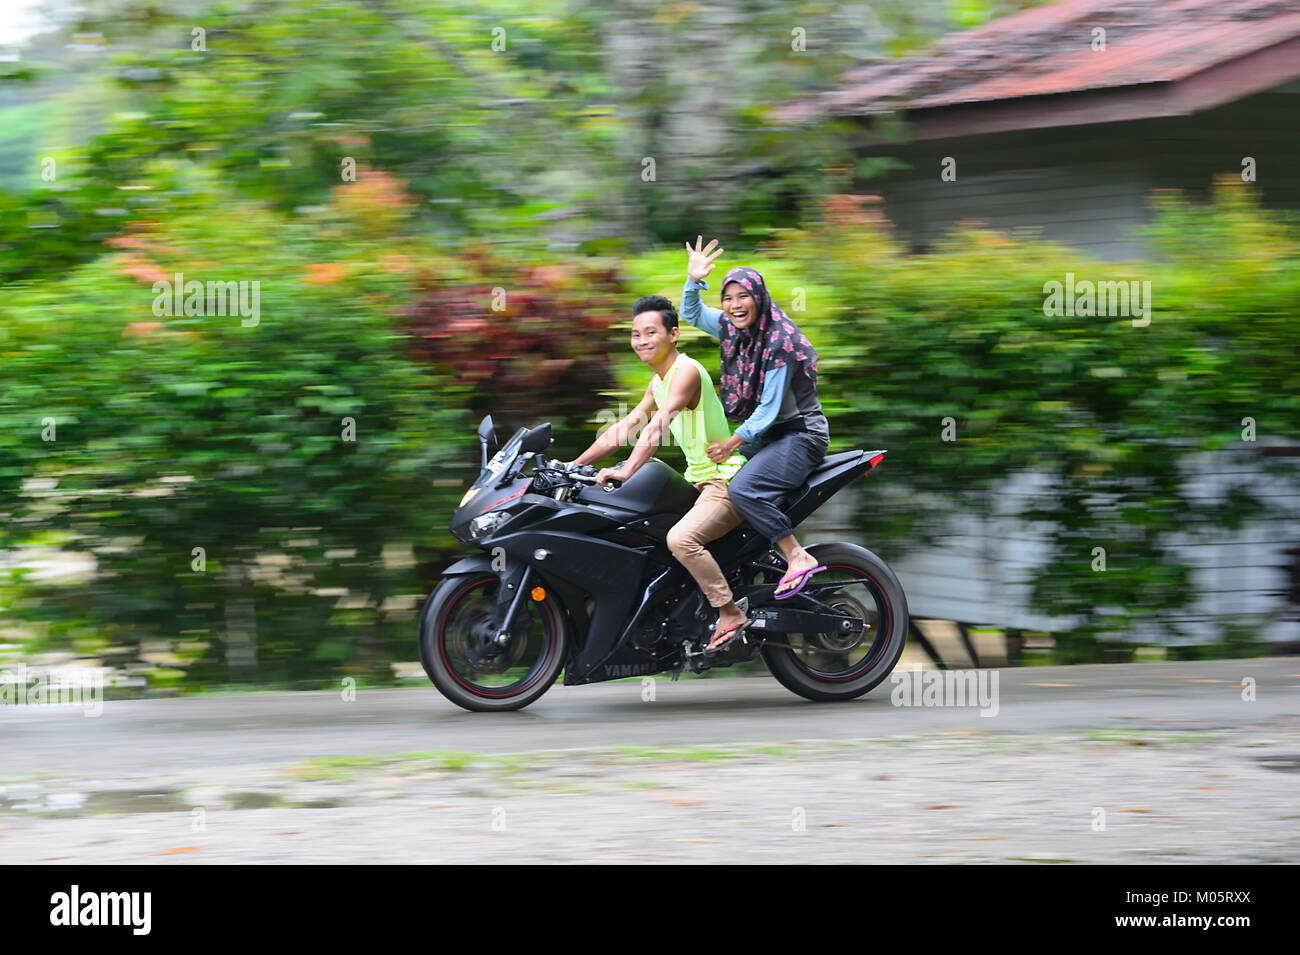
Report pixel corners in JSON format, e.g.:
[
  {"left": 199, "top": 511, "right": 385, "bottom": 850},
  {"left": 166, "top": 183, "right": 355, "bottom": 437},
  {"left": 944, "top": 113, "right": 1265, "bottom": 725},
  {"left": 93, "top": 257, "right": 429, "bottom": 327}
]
[{"left": 680, "top": 278, "right": 787, "bottom": 443}]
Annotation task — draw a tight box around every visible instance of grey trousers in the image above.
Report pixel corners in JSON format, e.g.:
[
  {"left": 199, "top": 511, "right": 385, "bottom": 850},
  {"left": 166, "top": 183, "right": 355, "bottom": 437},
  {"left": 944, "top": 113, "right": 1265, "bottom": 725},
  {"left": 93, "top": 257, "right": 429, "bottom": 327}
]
[{"left": 729, "top": 429, "right": 828, "bottom": 545}]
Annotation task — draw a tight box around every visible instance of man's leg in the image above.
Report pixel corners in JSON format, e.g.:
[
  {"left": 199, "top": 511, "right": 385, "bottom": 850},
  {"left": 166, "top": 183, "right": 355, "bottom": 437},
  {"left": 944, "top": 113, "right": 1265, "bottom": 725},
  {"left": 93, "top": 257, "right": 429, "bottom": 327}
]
[
  {"left": 727, "top": 432, "right": 827, "bottom": 595},
  {"left": 665, "top": 479, "right": 746, "bottom": 646}
]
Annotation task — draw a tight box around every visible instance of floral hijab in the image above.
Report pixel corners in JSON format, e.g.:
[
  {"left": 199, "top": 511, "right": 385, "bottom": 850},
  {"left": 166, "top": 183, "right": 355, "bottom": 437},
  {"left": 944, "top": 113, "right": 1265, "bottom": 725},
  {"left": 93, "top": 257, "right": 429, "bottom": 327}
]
[{"left": 717, "top": 266, "right": 819, "bottom": 421}]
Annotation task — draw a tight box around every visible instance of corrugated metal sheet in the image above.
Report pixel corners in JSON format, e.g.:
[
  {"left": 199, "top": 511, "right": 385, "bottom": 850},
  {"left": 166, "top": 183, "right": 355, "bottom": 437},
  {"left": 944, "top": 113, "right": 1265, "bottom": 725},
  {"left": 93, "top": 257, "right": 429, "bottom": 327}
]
[{"left": 792, "top": 0, "right": 1300, "bottom": 119}]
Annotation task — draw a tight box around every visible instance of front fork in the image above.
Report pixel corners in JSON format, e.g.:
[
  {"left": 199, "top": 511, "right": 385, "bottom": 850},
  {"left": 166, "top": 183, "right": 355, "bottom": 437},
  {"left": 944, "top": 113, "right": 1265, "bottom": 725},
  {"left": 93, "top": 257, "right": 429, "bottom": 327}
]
[
  {"left": 492, "top": 564, "right": 533, "bottom": 646},
  {"left": 466, "top": 558, "right": 533, "bottom": 667}
]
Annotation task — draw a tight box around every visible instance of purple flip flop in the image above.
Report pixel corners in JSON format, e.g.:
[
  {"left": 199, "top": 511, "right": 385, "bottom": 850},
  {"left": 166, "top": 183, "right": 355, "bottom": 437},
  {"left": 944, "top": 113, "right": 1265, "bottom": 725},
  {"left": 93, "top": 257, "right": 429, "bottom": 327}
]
[{"left": 774, "top": 564, "right": 828, "bottom": 601}]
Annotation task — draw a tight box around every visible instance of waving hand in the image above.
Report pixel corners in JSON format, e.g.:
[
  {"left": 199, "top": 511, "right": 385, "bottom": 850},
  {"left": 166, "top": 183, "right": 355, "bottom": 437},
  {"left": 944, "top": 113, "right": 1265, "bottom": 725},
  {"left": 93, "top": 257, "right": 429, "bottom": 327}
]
[{"left": 685, "top": 235, "right": 724, "bottom": 284}]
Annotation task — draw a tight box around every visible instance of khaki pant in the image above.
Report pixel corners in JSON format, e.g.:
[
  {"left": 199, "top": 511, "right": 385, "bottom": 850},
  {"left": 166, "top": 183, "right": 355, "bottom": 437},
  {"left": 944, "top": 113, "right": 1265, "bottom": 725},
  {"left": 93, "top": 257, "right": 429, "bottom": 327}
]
[{"left": 665, "top": 478, "right": 745, "bottom": 608}]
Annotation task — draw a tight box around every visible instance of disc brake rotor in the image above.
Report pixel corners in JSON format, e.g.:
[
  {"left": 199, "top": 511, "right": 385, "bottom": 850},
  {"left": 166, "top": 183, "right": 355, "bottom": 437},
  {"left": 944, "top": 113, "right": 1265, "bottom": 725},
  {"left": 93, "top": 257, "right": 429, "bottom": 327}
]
[
  {"left": 460, "top": 612, "right": 530, "bottom": 674},
  {"left": 809, "top": 595, "right": 871, "bottom": 652}
]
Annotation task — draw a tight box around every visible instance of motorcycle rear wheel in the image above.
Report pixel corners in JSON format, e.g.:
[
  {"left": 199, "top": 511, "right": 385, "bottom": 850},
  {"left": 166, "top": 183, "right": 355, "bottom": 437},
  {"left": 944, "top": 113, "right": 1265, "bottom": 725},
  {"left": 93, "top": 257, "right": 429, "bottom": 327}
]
[{"left": 760, "top": 542, "right": 909, "bottom": 702}]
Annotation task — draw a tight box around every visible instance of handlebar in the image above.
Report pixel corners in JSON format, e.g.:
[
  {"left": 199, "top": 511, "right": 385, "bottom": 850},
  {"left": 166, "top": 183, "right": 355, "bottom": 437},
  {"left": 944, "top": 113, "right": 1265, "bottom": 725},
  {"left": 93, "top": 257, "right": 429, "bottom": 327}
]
[
  {"left": 569, "top": 472, "right": 620, "bottom": 491},
  {"left": 536, "top": 459, "right": 620, "bottom": 491}
]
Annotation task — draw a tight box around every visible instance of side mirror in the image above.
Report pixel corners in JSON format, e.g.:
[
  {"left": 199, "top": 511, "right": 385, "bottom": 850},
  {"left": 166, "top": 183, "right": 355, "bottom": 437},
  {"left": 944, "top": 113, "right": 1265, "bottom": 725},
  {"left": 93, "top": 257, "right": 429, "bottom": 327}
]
[
  {"left": 520, "top": 422, "right": 553, "bottom": 454},
  {"left": 477, "top": 415, "right": 496, "bottom": 469}
]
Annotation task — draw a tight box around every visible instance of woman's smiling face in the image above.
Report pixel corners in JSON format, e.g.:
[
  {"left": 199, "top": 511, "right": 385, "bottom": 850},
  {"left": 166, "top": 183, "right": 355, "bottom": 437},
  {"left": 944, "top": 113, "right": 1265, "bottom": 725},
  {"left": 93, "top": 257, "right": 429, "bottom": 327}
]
[{"left": 721, "top": 282, "right": 757, "bottom": 329}]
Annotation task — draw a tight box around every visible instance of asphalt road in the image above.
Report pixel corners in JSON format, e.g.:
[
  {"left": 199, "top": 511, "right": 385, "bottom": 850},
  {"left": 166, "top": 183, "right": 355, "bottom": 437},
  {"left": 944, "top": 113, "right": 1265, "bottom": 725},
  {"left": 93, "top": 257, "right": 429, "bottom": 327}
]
[{"left": 4, "top": 657, "right": 1297, "bottom": 777}]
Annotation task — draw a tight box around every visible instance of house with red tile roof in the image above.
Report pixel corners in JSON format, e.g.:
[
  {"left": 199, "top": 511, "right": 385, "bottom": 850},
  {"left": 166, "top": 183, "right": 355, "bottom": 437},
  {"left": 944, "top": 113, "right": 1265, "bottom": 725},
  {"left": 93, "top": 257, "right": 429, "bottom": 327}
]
[{"left": 783, "top": 0, "right": 1300, "bottom": 260}]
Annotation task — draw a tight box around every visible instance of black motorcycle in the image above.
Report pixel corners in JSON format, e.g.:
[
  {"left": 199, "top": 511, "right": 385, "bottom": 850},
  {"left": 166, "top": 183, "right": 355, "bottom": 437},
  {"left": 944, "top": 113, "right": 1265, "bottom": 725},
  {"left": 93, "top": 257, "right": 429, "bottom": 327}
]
[{"left": 419, "top": 415, "right": 909, "bottom": 711}]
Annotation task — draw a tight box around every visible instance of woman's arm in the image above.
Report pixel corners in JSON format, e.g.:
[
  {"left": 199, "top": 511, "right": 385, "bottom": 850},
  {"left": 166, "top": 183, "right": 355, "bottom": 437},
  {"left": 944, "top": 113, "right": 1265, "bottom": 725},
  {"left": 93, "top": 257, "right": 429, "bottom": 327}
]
[
  {"left": 682, "top": 236, "right": 725, "bottom": 340},
  {"left": 680, "top": 278, "right": 723, "bottom": 339},
  {"left": 706, "top": 365, "right": 789, "bottom": 462},
  {"left": 735, "top": 365, "right": 788, "bottom": 443}
]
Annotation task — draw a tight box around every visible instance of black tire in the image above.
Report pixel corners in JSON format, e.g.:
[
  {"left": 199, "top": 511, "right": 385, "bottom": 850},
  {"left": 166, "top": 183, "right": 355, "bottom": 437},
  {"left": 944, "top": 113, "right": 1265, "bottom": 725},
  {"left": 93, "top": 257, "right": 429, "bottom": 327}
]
[
  {"left": 760, "top": 542, "right": 909, "bottom": 702},
  {"left": 419, "top": 571, "right": 567, "bottom": 712}
]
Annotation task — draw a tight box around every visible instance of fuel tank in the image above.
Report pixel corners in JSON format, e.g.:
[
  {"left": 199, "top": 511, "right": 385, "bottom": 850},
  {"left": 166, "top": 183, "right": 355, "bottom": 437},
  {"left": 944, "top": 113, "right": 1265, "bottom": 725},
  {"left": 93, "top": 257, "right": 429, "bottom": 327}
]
[{"left": 576, "top": 458, "right": 698, "bottom": 517}]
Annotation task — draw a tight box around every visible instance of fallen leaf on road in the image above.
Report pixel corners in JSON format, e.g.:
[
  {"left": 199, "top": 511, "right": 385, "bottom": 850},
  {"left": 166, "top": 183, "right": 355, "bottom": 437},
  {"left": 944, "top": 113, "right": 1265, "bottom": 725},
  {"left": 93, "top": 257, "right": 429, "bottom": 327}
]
[{"left": 153, "top": 846, "right": 203, "bottom": 854}]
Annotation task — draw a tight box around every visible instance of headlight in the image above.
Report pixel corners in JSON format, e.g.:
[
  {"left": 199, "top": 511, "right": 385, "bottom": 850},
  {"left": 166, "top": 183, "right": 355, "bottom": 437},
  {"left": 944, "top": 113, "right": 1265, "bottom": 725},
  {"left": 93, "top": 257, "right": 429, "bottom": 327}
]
[
  {"left": 459, "top": 486, "right": 480, "bottom": 507},
  {"left": 468, "top": 511, "right": 506, "bottom": 540}
]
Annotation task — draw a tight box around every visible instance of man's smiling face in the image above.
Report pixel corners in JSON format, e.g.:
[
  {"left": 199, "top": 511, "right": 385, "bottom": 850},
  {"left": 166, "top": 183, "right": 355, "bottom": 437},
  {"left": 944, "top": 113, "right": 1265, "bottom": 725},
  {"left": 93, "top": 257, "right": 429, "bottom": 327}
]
[
  {"left": 630, "top": 310, "right": 676, "bottom": 365},
  {"left": 721, "top": 282, "right": 757, "bottom": 329}
]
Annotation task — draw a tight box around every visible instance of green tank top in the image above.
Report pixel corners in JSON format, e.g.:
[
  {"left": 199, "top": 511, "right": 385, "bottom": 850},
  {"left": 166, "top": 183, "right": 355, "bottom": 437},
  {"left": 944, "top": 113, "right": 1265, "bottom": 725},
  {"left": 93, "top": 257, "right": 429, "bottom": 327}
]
[{"left": 651, "top": 352, "right": 747, "bottom": 484}]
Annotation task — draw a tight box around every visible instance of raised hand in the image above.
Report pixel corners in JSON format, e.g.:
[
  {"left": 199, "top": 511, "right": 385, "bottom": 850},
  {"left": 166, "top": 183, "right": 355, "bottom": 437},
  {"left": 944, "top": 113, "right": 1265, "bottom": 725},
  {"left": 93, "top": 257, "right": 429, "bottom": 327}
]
[{"left": 685, "top": 235, "right": 724, "bottom": 284}]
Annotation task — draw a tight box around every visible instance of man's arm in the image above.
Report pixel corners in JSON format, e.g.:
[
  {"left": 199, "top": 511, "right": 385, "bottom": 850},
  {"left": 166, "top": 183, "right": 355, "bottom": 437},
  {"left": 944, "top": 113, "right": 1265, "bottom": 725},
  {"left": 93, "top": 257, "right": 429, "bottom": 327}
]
[
  {"left": 597, "top": 362, "right": 700, "bottom": 484},
  {"left": 571, "top": 380, "right": 656, "bottom": 467}
]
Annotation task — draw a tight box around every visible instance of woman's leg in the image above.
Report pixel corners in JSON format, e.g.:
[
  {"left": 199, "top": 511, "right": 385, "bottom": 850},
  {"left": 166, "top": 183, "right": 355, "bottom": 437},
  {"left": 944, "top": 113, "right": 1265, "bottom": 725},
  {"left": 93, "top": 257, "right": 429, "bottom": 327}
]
[
  {"left": 727, "top": 432, "right": 827, "bottom": 594},
  {"left": 769, "top": 535, "right": 820, "bottom": 596}
]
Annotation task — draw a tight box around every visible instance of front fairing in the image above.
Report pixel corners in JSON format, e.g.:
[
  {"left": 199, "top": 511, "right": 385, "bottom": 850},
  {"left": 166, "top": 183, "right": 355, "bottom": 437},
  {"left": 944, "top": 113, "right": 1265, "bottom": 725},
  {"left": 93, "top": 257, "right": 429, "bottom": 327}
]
[{"left": 450, "top": 428, "right": 532, "bottom": 542}]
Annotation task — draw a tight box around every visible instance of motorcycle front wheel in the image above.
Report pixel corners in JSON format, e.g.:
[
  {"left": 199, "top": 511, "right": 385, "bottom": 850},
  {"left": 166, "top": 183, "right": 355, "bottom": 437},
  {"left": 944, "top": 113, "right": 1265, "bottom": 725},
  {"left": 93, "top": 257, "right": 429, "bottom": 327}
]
[{"left": 419, "top": 571, "right": 567, "bottom": 712}]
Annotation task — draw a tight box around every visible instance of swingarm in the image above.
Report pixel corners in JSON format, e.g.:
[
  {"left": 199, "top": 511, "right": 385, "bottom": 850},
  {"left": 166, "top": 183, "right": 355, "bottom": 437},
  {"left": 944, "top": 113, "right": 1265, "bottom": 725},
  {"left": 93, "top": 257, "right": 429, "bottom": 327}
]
[{"left": 744, "top": 605, "right": 865, "bottom": 637}]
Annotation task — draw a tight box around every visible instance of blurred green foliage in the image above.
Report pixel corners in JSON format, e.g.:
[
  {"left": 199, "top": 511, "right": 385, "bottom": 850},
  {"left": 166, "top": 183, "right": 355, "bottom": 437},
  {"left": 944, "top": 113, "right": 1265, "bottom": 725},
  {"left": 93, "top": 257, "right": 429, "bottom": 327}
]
[
  {"left": 1, "top": 169, "right": 476, "bottom": 686},
  {"left": 0, "top": 0, "right": 1052, "bottom": 257}
]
